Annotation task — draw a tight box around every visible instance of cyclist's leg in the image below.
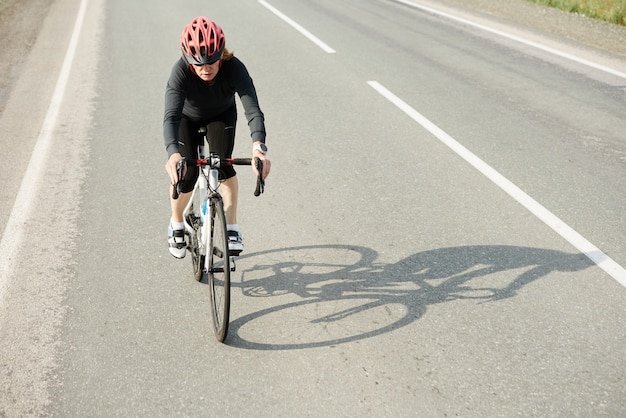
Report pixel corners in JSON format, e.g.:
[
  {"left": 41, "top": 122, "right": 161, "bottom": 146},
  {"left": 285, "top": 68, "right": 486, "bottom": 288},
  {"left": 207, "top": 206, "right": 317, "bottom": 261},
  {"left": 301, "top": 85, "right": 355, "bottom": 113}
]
[
  {"left": 220, "top": 176, "right": 238, "bottom": 226},
  {"left": 168, "top": 117, "right": 202, "bottom": 257},
  {"left": 206, "top": 109, "right": 242, "bottom": 253},
  {"left": 171, "top": 116, "right": 202, "bottom": 221},
  {"left": 206, "top": 109, "right": 237, "bottom": 225}
]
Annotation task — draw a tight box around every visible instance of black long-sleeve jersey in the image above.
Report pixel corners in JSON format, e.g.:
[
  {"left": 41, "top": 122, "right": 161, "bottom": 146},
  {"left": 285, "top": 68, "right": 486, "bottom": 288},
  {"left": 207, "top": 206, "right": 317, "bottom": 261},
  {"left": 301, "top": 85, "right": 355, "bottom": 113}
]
[{"left": 163, "top": 56, "right": 266, "bottom": 157}]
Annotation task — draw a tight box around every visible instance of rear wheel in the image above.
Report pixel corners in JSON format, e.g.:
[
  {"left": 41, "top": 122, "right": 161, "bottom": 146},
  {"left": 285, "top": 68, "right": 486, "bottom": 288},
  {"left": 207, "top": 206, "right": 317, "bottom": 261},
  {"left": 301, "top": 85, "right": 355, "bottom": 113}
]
[
  {"left": 187, "top": 212, "right": 204, "bottom": 282},
  {"left": 207, "top": 196, "right": 230, "bottom": 342}
]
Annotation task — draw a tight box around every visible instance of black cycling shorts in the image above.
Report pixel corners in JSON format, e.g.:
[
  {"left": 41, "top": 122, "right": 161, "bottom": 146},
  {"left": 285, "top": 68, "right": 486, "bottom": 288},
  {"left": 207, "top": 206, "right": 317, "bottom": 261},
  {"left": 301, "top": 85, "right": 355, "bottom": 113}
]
[{"left": 177, "top": 107, "right": 237, "bottom": 193}]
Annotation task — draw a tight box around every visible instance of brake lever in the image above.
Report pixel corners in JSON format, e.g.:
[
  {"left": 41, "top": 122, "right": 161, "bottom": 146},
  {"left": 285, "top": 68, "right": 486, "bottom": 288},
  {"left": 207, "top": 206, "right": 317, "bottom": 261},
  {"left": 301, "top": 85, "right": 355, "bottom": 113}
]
[
  {"left": 172, "top": 158, "right": 187, "bottom": 200},
  {"left": 254, "top": 157, "right": 265, "bottom": 197}
]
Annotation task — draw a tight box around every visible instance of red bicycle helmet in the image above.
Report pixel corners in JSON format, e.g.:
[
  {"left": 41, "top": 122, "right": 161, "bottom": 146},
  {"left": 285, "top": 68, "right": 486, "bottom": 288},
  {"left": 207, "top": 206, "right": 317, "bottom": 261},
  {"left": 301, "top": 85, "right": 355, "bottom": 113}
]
[{"left": 180, "top": 16, "right": 225, "bottom": 65}]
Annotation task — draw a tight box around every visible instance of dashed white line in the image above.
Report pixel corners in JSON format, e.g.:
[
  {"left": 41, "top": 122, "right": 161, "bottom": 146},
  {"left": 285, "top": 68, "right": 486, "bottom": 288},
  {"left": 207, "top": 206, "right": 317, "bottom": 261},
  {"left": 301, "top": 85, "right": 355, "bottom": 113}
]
[
  {"left": 368, "top": 80, "right": 626, "bottom": 288},
  {"left": 258, "top": 0, "right": 336, "bottom": 54}
]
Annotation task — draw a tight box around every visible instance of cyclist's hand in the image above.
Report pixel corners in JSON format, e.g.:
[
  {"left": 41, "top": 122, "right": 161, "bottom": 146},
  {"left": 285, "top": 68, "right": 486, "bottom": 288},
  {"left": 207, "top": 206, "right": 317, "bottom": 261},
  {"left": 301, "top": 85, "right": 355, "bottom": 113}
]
[
  {"left": 252, "top": 152, "right": 271, "bottom": 179},
  {"left": 165, "top": 153, "right": 183, "bottom": 185}
]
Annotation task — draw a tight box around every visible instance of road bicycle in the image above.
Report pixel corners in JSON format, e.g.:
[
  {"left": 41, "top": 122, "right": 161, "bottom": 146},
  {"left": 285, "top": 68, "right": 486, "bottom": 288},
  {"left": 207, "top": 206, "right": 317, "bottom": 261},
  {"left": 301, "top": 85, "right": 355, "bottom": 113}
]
[{"left": 172, "top": 126, "right": 264, "bottom": 342}]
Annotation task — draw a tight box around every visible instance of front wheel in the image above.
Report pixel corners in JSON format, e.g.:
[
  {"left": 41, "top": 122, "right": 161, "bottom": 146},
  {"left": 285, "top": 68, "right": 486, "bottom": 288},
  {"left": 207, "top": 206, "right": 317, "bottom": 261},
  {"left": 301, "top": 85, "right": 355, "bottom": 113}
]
[{"left": 207, "top": 196, "right": 231, "bottom": 342}]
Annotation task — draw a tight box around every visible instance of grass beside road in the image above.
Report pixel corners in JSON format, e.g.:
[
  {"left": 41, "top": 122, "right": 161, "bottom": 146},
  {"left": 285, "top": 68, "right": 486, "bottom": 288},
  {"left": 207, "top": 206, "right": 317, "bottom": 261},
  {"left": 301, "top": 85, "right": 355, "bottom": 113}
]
[{"left": 528, "top": 0, "right": 626, "bottom": 24}]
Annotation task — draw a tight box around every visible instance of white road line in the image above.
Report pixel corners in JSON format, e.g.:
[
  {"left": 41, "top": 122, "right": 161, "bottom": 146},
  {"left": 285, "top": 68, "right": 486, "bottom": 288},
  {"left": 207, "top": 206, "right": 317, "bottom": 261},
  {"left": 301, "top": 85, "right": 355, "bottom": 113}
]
[
  {"left": 368, "top": 80, "right": 626, "bottom": 288},
  {"left": 258, "top": 0, "right": 336, "bottom": 54},
  {"left": 391, "top": 0, "right": 626, "bottom": 80},
  {"left": 0, "top": 0, "right": 90, "bottom": 304}
]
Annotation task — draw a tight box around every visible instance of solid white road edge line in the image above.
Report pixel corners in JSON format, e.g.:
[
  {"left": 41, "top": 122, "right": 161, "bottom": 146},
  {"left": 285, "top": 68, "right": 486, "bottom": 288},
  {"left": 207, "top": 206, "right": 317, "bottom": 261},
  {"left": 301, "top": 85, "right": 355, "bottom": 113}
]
[
  {"left": 0, "top": 0, "right": 90, "bottom": 306},
  {"left": 391, "top": 0, "right": 626, "bottom": 80},
  {"left": 368, "top": 80, "right": 626, "bottom": 288},
  {"left": 258, "top": 0, "right": 336, "bottom": 54}
]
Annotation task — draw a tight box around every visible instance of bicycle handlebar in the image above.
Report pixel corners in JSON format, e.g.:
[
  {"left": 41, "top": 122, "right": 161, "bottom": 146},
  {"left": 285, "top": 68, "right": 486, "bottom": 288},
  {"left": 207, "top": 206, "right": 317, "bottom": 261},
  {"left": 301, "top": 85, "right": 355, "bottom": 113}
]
[
  {"left": 228, "top": 157, "right": 264, "bottom": 197},
  {"left": 171, "top": 156, "right": 264, "bottom": 200}
]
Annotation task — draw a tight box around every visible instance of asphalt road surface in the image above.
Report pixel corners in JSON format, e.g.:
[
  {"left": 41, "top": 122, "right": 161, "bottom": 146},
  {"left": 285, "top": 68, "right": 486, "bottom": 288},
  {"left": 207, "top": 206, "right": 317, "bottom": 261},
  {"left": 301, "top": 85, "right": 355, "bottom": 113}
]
[{"left": 1, "top": 0, "right": 625, "bottom": 416}]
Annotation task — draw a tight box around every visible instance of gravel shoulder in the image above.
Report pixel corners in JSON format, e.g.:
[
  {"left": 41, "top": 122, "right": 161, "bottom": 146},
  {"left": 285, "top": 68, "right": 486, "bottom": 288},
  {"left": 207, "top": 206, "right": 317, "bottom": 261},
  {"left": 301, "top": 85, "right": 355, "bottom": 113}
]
[
  {"left": 0, "top": 0, "right": 53, "bottom": 112},
  {"left": 439, "top": 0, "right": 626, "bottom": 58}
]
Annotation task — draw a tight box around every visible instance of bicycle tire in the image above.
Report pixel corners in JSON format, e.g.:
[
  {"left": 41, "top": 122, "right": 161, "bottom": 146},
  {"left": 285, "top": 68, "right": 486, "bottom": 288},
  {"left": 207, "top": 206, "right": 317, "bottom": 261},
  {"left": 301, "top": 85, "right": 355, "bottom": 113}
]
[{"left": 207, "top": 195, "right": 230, "bottom": 342}]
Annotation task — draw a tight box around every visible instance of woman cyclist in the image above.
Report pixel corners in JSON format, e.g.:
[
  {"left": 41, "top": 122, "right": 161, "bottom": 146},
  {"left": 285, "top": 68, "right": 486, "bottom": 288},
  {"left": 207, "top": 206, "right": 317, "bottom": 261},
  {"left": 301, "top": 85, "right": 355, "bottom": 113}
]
[{"left": 164, "top": 16, "right": 271, "bottom": 258}]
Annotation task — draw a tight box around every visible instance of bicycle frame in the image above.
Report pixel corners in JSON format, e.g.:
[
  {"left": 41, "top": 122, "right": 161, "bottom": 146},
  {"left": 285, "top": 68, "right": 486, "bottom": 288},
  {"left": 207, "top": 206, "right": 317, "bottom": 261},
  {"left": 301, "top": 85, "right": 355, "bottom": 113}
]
[
  {"left": 172, "top": 126, "right": 264, "bottom": 342},
  {"left": 181, "top": 138, "right": 232, "bottom": 341},
  {"left": 182, "top": 141, "right": 221, "bottom": 265}
]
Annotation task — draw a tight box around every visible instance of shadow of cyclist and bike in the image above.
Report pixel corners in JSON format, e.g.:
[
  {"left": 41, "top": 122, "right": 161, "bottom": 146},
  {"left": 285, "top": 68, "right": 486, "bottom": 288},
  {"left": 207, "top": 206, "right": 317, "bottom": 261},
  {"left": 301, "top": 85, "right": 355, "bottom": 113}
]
[{"left": 226, "top": 244, "right": 593, "bottom": 350}]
